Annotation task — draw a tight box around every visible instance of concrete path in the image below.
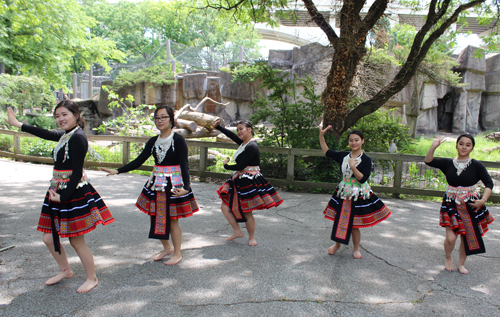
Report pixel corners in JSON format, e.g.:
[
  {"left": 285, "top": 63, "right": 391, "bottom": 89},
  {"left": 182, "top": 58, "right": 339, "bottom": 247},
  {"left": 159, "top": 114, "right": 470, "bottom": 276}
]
[{"left": 0, "top": 159, "right": 499, "bottom": 316}]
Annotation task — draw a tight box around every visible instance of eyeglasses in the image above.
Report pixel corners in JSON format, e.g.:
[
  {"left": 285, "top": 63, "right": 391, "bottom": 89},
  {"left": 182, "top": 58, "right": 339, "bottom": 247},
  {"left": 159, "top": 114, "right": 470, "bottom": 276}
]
[{"left": 154, "top": 116, "right": 169, "bottom": 122}]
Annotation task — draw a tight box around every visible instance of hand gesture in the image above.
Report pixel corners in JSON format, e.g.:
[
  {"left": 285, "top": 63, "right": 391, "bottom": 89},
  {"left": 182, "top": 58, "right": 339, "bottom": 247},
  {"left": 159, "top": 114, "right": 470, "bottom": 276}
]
[
  {"left": 431, "top": 136, "right": 446, "bottom": 149},
  {"left": 319, "top": 125, "right": 332, "bottom": 137},
  {"left": 348, "top": 158, "right": 358, "bottom": 169},
  {"left": 468, "top": 199, "right": 485, "bottom": 212},
  {"left": 48, "top": 188, "right": 61, "bottom": 203},
  {"left": 5, "top": 107, "right": 22, "bottom": 128},
  {"left": 212, "top": 118, "right": 221, "bottom": 128},
  {"left": 223, "top": 157, "right": 230, "bottom": 165},
  {"left": 172, "top": 188, "right": 188, "bottom": 197},
  {"left": 101, "top": 168, "right": 118, "bottom": 176}
]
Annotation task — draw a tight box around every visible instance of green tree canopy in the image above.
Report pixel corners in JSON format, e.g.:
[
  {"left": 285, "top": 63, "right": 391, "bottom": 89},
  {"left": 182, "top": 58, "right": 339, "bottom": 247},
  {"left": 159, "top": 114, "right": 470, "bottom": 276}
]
[{"left": 0, "top": 0, "right": 124, "bottom": 88}]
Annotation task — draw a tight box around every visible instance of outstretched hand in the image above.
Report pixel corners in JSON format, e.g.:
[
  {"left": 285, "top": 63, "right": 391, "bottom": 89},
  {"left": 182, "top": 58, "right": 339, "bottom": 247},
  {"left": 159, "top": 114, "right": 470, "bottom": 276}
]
[
  {"left": 5, "top": 107, "right": 22, "bottom": 128},
  {"left": 319, "top": 125, "right": 332, "bottom": 137},
  {"left": 212, "top": 118, "right": 221, "bottom": 128},
  {"left": 101, "top": 168, "right": 118, "bottom": 176},
  {"left": 431, "top": 136, "right": 446, "bottom": 149}
]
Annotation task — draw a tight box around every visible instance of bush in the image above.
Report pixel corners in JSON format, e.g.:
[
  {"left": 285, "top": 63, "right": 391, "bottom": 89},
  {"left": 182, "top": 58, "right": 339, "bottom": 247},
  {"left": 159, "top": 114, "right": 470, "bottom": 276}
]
[
  {"left": 0, "top": 134, "right": 12, "bottom": 151},
  {"left": 23, "top": 138, "right": 53, "bottom": 157},
  {"left": 344, "top": 109, "right": 413, "bottom": 153}
]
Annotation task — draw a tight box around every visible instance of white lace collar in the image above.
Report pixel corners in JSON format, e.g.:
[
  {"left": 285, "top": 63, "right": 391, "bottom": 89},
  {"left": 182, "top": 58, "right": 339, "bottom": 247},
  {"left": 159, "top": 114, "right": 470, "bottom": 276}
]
[
  {"left": 453, "top": 157, "right": 471, "bottom": 176},
  {"left": 341, "top": 152, "right": 362, "bottom": 178},
  {"left": 154, "top": 132, "right": 175, "bottom": 163},
  {"left": 53, "top": 126, "right": 79, "bottom": 162}
]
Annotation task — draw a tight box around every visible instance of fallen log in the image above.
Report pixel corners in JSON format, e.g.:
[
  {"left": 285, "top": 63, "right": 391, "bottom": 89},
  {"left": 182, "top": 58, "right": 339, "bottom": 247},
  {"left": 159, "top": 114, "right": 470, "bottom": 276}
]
[
  {"left": 173, "top": 127, "right": 220, "bottom": 139},
  {"left": 485, "top": 132, "right": 500, "bottom": 140},
  {"left": 175, "top": 119, "right": 197, "bottom": 132},
  {"left": 175, "top": 111, "right": 220, "bottom": 130}
]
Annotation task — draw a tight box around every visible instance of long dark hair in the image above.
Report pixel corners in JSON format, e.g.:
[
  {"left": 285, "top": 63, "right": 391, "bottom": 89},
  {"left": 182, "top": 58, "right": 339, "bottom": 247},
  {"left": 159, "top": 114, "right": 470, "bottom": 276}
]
[
  {"left": 154, "top": 105, "right": 175, "bottom": 128},
  {"left": 237, "top": 120, "right": 254, "bottom": 136},
  {"left": 54, "top": 100, "right": 84, "bottom": 129},
  {"left": 457, "top": 133, "right": 475, "bottom": 149}
]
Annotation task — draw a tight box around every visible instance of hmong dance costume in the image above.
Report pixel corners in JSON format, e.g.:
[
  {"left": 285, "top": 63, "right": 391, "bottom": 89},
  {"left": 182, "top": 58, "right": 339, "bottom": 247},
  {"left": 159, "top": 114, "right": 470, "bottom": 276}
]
[
  {"left": 21, "top": 124, "right": 114, "bottom": 253},
  {"left": 117, "top": 132, "right": 198, "bottom": 239},
  {"left": 323, "top": 150, "right": 391, "bottom": 245},
  {"left": 215, "top": 126, "right": 283, "bottom": 222},
  {"left": 426, "top": 158, "right": 494, "bottom": 255}
]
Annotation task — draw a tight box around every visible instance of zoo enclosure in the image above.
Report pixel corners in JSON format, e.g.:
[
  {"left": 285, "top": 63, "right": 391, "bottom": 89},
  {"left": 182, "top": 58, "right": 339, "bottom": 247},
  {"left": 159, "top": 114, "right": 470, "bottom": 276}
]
[{"left": 1, "top": 129, "right": 499, "bottom": 203}]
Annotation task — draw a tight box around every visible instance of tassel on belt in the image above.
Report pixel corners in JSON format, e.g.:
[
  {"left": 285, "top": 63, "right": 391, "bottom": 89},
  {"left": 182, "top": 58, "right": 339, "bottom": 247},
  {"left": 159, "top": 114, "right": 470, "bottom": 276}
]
[
  {"left": 147, "top": 165, "right": 184, "bottom": 191},
  {"left": 50, "top": 169, "right": 88, "bottom": 190},
  {"left": 445, "top": 185, "right": 479, "bottom": 204}
]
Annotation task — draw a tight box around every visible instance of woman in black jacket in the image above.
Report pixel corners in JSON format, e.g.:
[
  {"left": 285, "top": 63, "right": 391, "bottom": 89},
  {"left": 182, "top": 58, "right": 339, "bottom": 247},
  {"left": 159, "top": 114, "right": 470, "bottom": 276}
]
[{"left": 319, "top": 126, "right": 391, "bottom": 259}]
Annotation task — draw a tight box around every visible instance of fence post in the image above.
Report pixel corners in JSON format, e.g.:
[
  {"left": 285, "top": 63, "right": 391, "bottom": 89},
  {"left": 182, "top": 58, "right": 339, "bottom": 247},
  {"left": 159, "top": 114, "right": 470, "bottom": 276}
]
[
  {"left": 122, "top": 141, "right": 130, "bottom": 164},
  {"left": 286, "top": 151, "right": 294, "bottom": 184},
  {"left": 13, "top": 132, "right": 20, "bottom": 160},
  {"left": 199, "top": 144, "right": 208, "bottom": 182},
  {"left": 392, "top": 159, "right": 403, "bottom": 198}
]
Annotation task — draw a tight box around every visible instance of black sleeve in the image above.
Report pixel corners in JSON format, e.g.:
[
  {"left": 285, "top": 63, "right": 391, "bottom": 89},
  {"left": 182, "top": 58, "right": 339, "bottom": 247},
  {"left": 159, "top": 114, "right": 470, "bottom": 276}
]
[
  {"left": 425, "top": 157, "right": 449, "bottom": 173},
  {"left": 117, "top": 137, "right": 155, "bottom": 174},
  {"left": 224, "top": 142, "right": 259, "bottom": 171},
  {"left": 358, "top": 155, "right": 372, "bottom": 184},
  {"left": 216, "top": 125, "right": 243, "bottom": 145},
  {"left": 175, "top": 134, "right": 191, "bottom": 189},
  {"left": 325, "top": 149, "right": 349, "bottom": 165},
  {"left": 21, "top": 124, "right": 64, "bottom": 142},
  {"left": 59, "top": 134, "right": 88, "bottom": 202},
  {"left": 476, "top": 161, "right": 494, "bottom": 190}
]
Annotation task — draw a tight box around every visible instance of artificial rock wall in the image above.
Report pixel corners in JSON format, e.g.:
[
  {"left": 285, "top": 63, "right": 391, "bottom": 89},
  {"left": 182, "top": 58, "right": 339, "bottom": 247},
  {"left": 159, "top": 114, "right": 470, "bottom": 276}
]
[{"left": 94, "top": 44, "right": 499, "bottom": 135}]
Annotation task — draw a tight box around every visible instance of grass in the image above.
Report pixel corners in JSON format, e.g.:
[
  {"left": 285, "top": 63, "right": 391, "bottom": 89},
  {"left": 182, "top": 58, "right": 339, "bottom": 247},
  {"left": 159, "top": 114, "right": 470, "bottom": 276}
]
[{"left": 405, "top": 134, "right": 500, "bottom": 162}]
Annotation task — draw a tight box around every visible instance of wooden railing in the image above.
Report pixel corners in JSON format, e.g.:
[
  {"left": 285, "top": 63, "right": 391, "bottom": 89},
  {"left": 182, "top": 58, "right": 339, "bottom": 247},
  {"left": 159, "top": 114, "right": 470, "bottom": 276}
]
[{"left": 1, "top": 129, "right": 499, "bottom": 203}]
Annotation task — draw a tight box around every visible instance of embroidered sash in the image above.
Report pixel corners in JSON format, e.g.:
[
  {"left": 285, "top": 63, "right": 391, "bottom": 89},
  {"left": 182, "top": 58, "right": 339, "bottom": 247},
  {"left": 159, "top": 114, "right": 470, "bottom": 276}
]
[
  {"left": 230, "top": 166, "right": 261, "bottom": 222},
  {"left": 445, "top": 185, "right": 479, "bottom": 205},
  {"left": 49, "top": 169, "right": 89, "bottom": 254},
  {"left": 448, "top": 188, "right": 486, "bottom": 255},
  {"left": 147, "top": 165, "right": 184, "bottom": 192},
  {"left": 331, "top": 199, "right": 356, "bottom": 245},
  {"left": 146, "top": 165, "right": 183, "bottom": 237},
  {"left": 50, "top": 169, "right": 89, "bottom": 191}
]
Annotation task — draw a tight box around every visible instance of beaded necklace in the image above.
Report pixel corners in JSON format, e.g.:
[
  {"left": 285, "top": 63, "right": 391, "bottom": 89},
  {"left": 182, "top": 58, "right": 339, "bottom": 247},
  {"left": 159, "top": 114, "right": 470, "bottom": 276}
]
[
  {"left": 53, "top": 126, "right": 79, "bottom": 163},
  {"left": 453, "top": 158, "right": 471, "bottom": 176},
  {"left": 154, "top": 132, "right": 175, "bottom": 163}
]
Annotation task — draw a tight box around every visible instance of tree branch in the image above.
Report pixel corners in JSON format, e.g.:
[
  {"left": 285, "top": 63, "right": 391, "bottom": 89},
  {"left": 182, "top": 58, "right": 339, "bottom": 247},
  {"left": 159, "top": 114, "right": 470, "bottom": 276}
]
[
  {"left": 343, "top": 0, "right": 487, "bottom": 130},
  {"left": 301, "top": 0, "right": 338, "bottom": 44}
]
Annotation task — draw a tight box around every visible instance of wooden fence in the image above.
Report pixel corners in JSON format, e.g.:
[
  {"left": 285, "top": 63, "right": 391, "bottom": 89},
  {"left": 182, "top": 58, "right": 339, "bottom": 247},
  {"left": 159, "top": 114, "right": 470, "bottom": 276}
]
[{"left": 1, "top": 129, "right": 499, "bottom": 203}]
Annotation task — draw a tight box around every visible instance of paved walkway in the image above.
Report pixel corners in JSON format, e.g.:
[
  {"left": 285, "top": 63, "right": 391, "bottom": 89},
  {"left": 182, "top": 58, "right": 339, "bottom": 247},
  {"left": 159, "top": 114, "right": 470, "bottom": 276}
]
[{"left": 0, "top": 159, "right": 499, "bottom": 316}]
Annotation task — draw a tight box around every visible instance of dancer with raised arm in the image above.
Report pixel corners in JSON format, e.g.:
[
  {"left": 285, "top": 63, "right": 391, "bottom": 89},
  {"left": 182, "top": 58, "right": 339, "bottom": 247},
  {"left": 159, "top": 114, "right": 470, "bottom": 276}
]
[
  {"left": 5, "top": 102, "right": 114, "bottom": 293},
  {"left": 319, "top": 126, "right": 391, "bottom": 258},
  {"left": 102, "top": 105, "right": 198, "bottom": 265},
  {"left": 425, "top": 135, "right": 494, "bottom": 274},
  {"left": 213, "top": 119, "right": 283, "bottom": 246}
]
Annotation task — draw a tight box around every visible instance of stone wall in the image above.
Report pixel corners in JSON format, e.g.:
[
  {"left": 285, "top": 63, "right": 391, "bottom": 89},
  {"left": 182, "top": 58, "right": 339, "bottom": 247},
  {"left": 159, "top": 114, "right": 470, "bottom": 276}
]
[{"left": 93, "top": 44, "right": 499, "bottom": 135}]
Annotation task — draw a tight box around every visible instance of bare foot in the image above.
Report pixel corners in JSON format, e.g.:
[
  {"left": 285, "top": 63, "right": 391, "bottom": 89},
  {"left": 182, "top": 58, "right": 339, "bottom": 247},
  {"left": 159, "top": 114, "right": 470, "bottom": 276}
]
[
  {"left": 445, "top": 258, "right": 455, "bottom": 272},
  {"left": 76, "top": 278, "right": 98, "bottom": 293},
  {"left": 248, "top": 238, "right": 257, "bottom": 246},
  {"left": 328, "top": 244, "right": 341, "bottom": 255},
  {"left": 353, "top": 250, "right": 363, "bottom": 259},
  {"left": 458, "top": 265, "right": 469, "bottom": 274},
  {"left": 45, "top": 268, "right": 74, "bottom": 285},
  {"left": 153, "top": 248, "right": 174, "bottom": 261},
  {"left": 226, "top": 232, "right": 244, "bottom": 241},
  {"left": 164, "top": 255, "right": 182, "bottom": 265}
]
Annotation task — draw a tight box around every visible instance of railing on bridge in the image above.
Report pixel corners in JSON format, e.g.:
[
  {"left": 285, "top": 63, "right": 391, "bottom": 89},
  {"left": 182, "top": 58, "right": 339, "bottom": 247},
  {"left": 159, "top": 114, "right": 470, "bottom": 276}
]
[{"left": 1, "top": 129, "right": 499, "bottom": 203}]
